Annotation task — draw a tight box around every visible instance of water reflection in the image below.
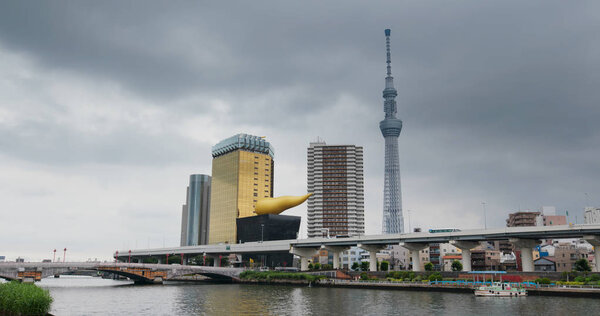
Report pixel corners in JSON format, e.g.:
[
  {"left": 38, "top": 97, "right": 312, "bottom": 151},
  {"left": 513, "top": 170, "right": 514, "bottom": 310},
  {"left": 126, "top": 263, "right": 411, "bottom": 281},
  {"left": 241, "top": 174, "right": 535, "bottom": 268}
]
[{"left": 27, "top": 276, "right": 600, "bottom": 315}]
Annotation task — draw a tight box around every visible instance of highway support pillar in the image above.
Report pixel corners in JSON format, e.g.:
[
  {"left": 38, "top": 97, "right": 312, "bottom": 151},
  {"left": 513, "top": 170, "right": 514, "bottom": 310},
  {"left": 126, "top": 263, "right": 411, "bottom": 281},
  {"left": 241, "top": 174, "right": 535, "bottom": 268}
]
[
  {"left": 583, "top": 235, "right": 600, "bottom": 272},
  {"left": 509, "top": 238, "right": 541, "bottom": 272},
  {"left": 290, "top": 247, "right": 319, "bottom": 271},
  {"left": 358, "top": 244, "right": 387, "bottom": 272},
  {"left": 323, "top": 245, "right": 350, "bottom": 270},
  {"left": 400, "top": 242, "right": 428, "bottom": 272},
  {"left": 449, "top": 241, "right": 480, "bottom": 272}
]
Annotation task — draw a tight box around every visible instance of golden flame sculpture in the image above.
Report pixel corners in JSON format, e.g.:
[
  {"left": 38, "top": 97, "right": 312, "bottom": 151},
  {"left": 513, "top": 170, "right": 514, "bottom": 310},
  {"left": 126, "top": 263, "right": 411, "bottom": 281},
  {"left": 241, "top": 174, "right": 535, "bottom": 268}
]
[{"left": 255, "top": 193, "right": 312, "bottom": 215}]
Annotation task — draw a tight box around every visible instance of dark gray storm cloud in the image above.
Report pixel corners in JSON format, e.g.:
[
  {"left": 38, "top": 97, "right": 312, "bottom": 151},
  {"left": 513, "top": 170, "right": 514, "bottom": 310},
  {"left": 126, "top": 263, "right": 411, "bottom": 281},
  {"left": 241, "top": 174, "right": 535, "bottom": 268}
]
[{"left": 1, "top": 0, "right": 599, "bottom": 259}]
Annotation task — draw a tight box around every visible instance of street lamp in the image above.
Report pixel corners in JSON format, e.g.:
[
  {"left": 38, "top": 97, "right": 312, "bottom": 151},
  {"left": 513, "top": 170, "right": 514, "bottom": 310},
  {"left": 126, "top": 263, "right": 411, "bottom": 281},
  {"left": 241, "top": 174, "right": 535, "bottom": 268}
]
[
  {"left": 53, "top": 249, "right": 56, "bottom": 263},
  {"left": 261, "top": 224, "right": 264, "bottom": 243},
  {"left": 407, "top": 210, "right": 412, "bottom": 233},
  {"left": 115, "top": 250, "right": 118, "bottom": 263},
  {"left": 63, "top": 248, "right": 67, "bottom": 263},
  {"left": 482, "top": 202, "right": 487, "bottom": 229},
  {"left": 128, "top": 250, "right": 131, "bottom": 263}
]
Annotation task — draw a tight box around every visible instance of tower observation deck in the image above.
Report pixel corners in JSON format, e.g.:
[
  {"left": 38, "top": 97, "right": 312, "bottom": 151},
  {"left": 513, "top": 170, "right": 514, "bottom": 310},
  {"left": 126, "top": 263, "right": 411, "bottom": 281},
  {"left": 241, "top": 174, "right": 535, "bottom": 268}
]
[{"left": 380, "top": 29, "right": 404, "bottom": 234}]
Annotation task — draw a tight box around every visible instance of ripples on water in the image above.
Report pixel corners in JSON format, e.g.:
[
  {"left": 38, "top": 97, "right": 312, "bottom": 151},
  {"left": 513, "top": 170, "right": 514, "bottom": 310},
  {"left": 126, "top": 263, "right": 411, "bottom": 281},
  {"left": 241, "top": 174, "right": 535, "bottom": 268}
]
[{"left": 35, "top": 276, "right": 600, "bottom": 315}]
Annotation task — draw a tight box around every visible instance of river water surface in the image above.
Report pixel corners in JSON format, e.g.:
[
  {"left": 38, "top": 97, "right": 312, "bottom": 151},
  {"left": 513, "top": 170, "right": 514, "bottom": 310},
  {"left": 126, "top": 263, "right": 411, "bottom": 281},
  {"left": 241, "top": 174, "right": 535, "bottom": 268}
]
[{"left": 33, "top": 276, "right": 600, "bottom": 315}]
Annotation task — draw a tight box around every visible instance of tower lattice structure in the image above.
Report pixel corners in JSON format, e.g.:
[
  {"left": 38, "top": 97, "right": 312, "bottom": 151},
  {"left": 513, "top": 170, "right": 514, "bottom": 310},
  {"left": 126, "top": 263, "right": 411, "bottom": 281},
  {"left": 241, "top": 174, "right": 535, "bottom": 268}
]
[{"left": 379, "top": 29, "right": 404, "bottom": 234}]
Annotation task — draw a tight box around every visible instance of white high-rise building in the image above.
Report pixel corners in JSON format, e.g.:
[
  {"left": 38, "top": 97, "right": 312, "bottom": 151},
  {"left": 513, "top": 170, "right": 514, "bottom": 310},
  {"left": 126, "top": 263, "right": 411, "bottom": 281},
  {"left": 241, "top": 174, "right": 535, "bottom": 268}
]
[
  {"left": 307, "top": 141, "right": 365, "bottom": 238},
  {"left": 584, "top": 207, "right": 600, "bottom": 224}
]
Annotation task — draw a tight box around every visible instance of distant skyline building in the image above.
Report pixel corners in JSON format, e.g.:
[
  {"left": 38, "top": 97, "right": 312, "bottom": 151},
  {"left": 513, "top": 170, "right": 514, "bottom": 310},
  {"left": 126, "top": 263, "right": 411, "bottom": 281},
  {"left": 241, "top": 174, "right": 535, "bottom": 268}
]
[
  {"left": 182, "top": 174, "right": 212, "bottom": 246},
  {"left": 307, "top": 141, "right": 365, "bottom": 238},
  {"left": 380, "top": 29, "right": 404, "bottom": 234},
  {"left": 180, "top": 192, "right": 188, "bottom": 246},
  {"left": 208, "top": 134, "right": 274, "bottom": 244}
]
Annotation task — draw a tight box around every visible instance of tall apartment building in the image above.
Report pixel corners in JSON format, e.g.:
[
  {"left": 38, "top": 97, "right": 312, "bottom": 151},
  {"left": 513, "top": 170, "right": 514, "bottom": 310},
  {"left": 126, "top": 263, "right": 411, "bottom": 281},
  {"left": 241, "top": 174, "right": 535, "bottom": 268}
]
[
  {"left": 307, "top": 141, "right": 364, "bottom": 238},
  {"left": 180, "top": 174, "right": 212, "bottom": 246},
  {"left": 507, "top": 208, "right": 566, "bottom": 227},
  {"left": 506, "top": 211, "right": 541, "bottom": 227},
  {"left": 584, "top": 207, "right": 600, "bottom": 224},
  {"left": 208, "top": 134, "right": 274, "bottom": 244}
]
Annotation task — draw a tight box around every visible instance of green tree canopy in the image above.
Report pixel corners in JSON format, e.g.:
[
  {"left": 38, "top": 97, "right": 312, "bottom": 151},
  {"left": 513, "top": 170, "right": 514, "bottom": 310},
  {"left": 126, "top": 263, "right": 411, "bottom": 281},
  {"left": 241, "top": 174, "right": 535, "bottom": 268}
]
[
  {"left": 574, "top": 258, "right": 591, "bottom": 272},
  {"left": 451, "top": 260, "right": 463, "bottom": 272},
  {"left": 142, "top": 257, "right": 158, "bottom": 264},
  {"left": 360, "top": 261, "right": 370, "bottom": 271},
  {"left": 167, "top": 255, "right": 181, "bottom": 264},
  {"left": 424, "top": 262, "right": 434, "bottom": 271},
  {"left": 380, "top": 261, "right": 389, "bottom": 271},
  {"left": 351, "top": 262, "right": 360, "bottom": 271}
]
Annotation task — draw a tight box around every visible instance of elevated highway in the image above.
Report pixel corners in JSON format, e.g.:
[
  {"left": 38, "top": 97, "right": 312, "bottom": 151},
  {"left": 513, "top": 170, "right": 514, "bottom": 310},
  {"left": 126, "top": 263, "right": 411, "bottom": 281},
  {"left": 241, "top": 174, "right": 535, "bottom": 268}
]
[{"left": 120, "top": 224, "right": 600, "bottom": 273}]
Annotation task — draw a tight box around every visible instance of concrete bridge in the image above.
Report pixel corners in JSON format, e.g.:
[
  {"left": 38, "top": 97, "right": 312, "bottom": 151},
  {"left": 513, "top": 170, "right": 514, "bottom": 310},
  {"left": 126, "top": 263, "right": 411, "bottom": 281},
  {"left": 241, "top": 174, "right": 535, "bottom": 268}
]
[
  {"left": 121, "top": 224, "right": 600, "bottom": 273},
  {"left": 0, "top": 262, "right": 243, "bottom": 284}
]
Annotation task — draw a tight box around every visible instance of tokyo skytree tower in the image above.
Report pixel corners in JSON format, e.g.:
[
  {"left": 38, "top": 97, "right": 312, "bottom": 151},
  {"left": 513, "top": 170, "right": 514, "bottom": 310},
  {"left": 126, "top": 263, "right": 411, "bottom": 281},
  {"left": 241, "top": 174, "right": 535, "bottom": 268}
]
[{"left": 380, "top": 29, "right": 404, "bottom": 234}]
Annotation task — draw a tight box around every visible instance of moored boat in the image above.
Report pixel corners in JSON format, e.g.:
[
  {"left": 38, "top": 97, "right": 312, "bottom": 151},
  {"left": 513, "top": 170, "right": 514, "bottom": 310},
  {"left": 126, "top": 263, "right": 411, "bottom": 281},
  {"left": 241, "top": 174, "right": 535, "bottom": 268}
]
[{"left": 474, "top": 282, "right": 527, "bottom": 297}]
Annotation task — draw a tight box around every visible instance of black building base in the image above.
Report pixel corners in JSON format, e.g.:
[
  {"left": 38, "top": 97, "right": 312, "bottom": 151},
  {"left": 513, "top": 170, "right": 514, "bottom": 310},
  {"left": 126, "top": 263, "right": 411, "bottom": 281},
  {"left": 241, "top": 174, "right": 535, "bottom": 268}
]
[
  {"left": 236, "top": 214, "right": 300, "bottom": 267},
  {"left": 236, "top": 214, "right": 300, "bottom": 243}
]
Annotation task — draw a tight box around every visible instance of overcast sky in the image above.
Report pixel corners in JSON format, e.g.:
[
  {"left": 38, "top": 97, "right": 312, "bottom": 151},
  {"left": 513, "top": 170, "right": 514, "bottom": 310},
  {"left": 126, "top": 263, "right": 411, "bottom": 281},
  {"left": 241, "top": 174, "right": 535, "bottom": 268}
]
[{"left": 1, "top": 1, "right": 599, "bottom": 261}]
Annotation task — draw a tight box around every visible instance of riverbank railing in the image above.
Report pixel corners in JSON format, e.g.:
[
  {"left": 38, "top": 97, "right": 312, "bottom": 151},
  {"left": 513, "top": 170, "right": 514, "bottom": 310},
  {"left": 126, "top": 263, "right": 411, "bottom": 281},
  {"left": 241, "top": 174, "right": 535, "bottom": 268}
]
[{"left": 328, "top": 279, "right": 600, "bottom": 290}]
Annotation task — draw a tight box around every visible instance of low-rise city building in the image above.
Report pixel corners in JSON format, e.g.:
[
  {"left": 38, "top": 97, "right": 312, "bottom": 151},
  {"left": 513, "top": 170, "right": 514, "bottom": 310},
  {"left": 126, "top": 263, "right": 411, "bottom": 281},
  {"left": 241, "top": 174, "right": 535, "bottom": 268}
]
[
  {"left": 389, "top": 244, "right": 409, "bottom": 270},
  {"left": 471, "top": 249, "right": 500, "bottom": 271},
  {"left": 554, "top": 242, "right": 591, "bottom": 272},
  {"left": 534, "top": 257, "right": 556, "bottom": 272},
  {"left": 341, "top": 246, "right": 367, "bottom": 269},
  {"left": 442, "top": 254, "right": 462, "bottom": 271}
]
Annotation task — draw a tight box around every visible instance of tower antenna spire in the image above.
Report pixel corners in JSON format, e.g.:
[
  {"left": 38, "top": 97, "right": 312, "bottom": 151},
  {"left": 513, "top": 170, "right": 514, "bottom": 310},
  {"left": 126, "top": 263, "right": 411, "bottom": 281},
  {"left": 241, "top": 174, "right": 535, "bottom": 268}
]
[{"left": 385, "top": 29, "right": 392, "bottom": 77}]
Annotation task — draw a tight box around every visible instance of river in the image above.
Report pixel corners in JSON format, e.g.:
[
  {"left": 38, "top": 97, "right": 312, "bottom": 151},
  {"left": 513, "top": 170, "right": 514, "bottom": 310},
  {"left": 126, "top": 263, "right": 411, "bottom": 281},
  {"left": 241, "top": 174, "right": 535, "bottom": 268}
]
[{"left": 31, "top": 276, "right": 600, "bottom": 315}]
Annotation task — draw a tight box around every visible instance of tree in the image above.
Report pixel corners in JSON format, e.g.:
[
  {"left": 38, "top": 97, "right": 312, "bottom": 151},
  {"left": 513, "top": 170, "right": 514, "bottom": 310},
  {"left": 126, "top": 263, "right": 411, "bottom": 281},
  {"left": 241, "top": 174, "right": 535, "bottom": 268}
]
[
  {"left": 428, "top": 272, "right": 443, "bottom": 281},
  {"left": 574, "top": 259, "right": 592, "bottom": 272},
  {"left": 380, "top": 261, "right": 389, "bottom": 271},
  {"left": 424, "top": 262, "right": 434, "bottom": 271},
  {"left": 360, "top": 261, "right": 370, "bottom": 271},
  {"left": 351, "top": 262, "right": 360, "bottom": 271},
  {"left": 220, "top": 257, "right": 229, "bottom": 267},
  {"left": 451, "top": 260, "right": 463, "bottom": 272},
  {"left": 308, "top": 263, "right": 314, "bottom": 270},
  {"left": 313, "top": 263, "right": 321, "bottom": 270},
  {"left": 142, "top": 257, "right": 158, "bottom": 264},
  {"left": 360, "top": 272, "right": 369, "bottom": 280},
  {"left": 188, "top": 255, "right": 204, "bottom": 265},
  {"left": 322, "top": 264, "right": 333, "bottom": 270},
  {"left": 167, "top": 255, "right": 181, "bottom": 264}
]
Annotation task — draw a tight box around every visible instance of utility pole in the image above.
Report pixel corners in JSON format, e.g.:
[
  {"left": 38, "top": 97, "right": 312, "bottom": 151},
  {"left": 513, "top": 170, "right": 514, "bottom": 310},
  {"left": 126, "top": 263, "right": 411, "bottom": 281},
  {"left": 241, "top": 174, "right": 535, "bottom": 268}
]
[{"left": 261, "top": 224, "right": 265, "bottom": 243}]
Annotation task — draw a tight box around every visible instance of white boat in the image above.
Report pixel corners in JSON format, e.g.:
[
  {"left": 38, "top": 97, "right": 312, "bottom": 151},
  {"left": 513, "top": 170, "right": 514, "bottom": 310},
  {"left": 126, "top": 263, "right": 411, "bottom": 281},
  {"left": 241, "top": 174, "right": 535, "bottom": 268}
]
[{"left": 474, "top": 282, "right": 527, "bottom": 297}]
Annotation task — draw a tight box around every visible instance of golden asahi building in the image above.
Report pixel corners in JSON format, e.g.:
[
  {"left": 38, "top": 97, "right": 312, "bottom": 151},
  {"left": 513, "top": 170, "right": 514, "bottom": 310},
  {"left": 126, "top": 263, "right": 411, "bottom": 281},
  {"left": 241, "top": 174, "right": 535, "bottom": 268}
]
[{"left": 208, "top": 134, "right": 274, "bottom": 244}]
